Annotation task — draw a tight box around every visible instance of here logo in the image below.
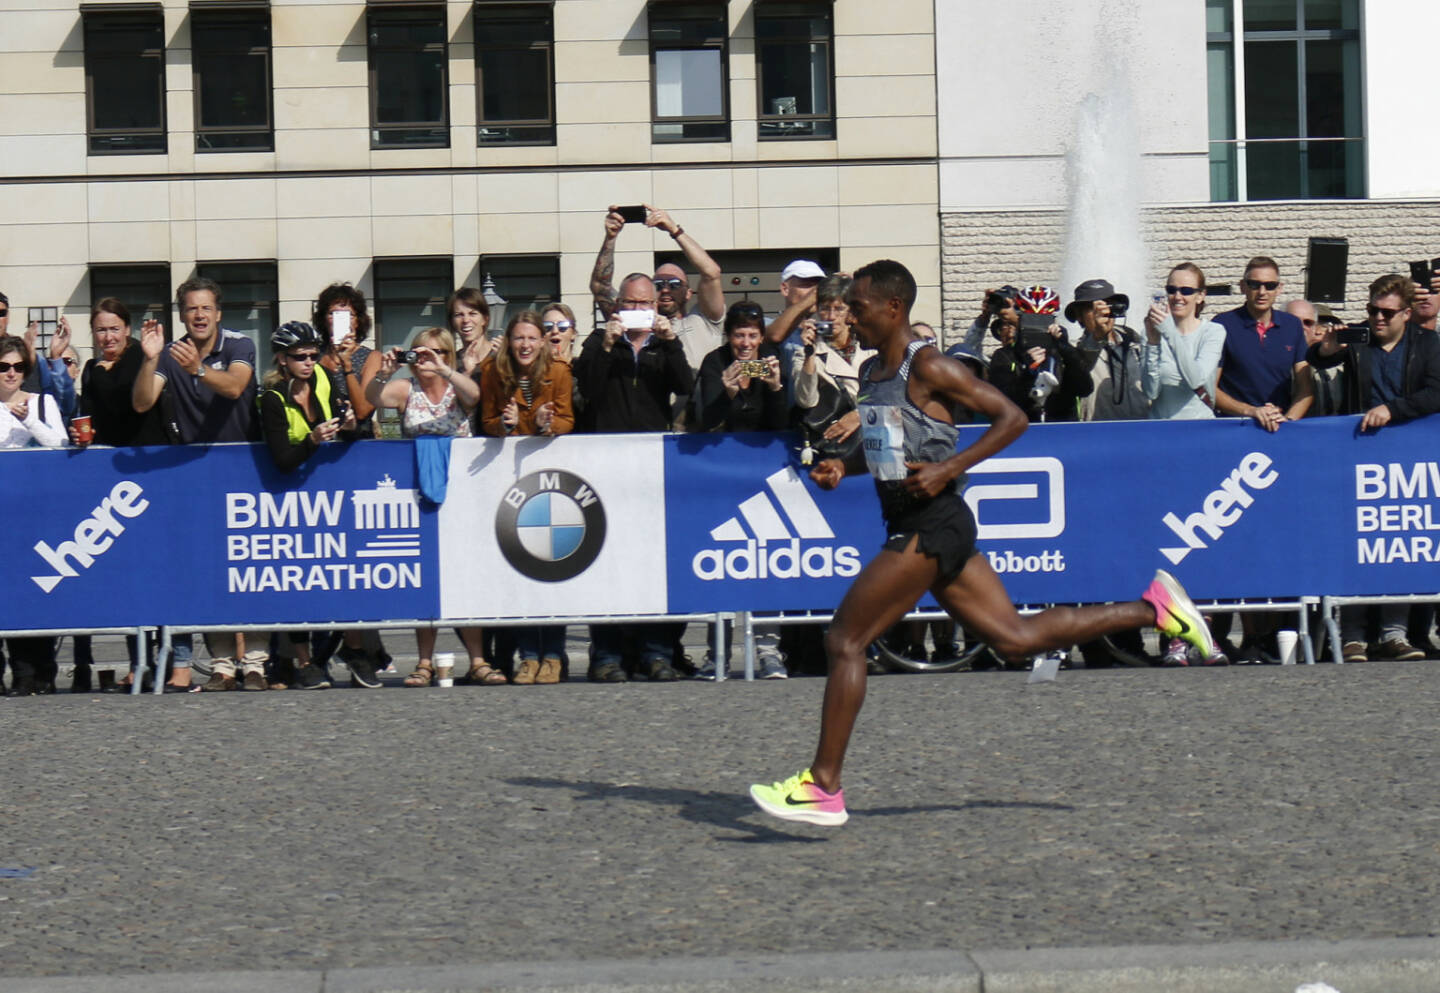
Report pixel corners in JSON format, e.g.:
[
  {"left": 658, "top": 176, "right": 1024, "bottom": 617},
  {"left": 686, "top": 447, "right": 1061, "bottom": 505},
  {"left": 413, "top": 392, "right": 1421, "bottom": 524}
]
[
  {"left": 1160, "top": 452, "right": 1277, "bottom": 565},
  {"left": 692, "top": 466, "right": 861, "bottom": 581},
  {"left": 30, "top": 481, "right": 150, "bottom": 593}
]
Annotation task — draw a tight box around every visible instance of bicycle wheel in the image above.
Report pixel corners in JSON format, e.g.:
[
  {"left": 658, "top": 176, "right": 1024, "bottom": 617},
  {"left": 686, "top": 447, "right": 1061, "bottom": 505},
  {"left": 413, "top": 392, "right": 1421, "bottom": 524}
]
[{"left": 871, "top": 636, "right": 991, "bottom": 673}]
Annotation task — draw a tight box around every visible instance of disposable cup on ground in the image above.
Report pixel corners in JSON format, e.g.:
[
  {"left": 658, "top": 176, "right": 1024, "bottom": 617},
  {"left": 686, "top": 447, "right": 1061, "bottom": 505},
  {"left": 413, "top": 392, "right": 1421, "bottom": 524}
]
[
  {"left": 1276, "top": 629, "right": 1299, "bottom": 665},
  {"left": 435, "top": 651, "right": 455, "bottom": 686}
]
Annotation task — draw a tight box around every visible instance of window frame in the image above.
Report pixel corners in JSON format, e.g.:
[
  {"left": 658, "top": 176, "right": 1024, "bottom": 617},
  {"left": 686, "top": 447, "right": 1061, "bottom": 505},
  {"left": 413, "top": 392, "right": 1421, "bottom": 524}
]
[
  {"left": 194, "top": 259, "right": 279, "bottom": 354},
  {"left": 366, "top": 2, "right": 451, "bottom": 150},
  {"left": 82, "top": 4, "right": 168, "bottom": 155},
  {"left": 88, "top": 263, "right": 174, "bottom": 341},
  {"left": 189, "top": 2, "right": 274, "bottom": 152},
  {"left": 753, "top": 0, "right": 834, "bottom": 141},
  {"left": 647, "top": 1, "right": 731, "bottom": 144},
  {"left": 473, "top": 1, "right": 556, "bottom": 146},
  {"left": 1207, "top": 0, "right": 1363, "bottom": 201},
  {"left": 372, "top": 256, "right": 454, "bottom": 351}
]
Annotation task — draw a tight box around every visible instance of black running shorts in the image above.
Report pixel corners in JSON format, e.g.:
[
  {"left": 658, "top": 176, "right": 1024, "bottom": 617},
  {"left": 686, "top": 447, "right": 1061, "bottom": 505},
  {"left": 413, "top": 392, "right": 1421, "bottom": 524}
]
[{"left": 879, "top": 488, "right": 979, "bottom": 585}]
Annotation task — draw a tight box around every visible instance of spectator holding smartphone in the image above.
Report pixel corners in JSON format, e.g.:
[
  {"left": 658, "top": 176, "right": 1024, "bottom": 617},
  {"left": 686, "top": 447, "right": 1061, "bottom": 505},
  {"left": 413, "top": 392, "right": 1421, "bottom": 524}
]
[
  {"left": 1142, "top": 263, "right": 1226, "bottom": 420},
  {"left": 314, "top": 283, "right": 380, "bottom": 436},
  {"left": 692, "top": 301, "right": 786, "bottom": 434}
]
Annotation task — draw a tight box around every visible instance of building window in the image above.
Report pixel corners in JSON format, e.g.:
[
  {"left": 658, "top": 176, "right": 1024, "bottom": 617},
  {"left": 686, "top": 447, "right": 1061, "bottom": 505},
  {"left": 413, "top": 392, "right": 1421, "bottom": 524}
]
[
  {"left": 755, "top": 2, "right": 833, "bottom": 140},
  {"left": 373, "top": 257, "right": 452, "bottom": 350},
  {"left": 89, "top": 264, "right": 173, "bottom": 341},
  {"left": 195, "top": 260, "right": 277, "bottom": 354},
  {"left": 474, "top": 2, "right": 554, "bottom": 146},
  {"left": 191, "top": 3, "right": 273, "bottom": 151},
  {"left": 83, "top": 5, "right": 167, "bottom": 154},
  {"left": 1207, "top": 0, "right": 1363, "bottom": 201},
  {"left": 367, "top": 3, "right": 449, "bottom": 149},
  {"left": 649, "top": 2, "right": 729, "bottom": 143},
  {"left": 479, "top": 255, "right": 560, "bottom": 326}
]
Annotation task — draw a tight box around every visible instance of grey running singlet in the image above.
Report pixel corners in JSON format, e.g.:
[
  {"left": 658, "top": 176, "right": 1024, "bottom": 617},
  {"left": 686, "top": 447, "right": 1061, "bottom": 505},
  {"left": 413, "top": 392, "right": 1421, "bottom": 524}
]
[{"left": 857, "top": 339, "right": 960, "bottom": 484}]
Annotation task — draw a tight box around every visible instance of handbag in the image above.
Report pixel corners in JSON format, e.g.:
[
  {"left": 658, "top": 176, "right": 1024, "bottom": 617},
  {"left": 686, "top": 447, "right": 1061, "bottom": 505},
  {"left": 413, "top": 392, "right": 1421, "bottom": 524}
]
[{"left": 793, "top": 369, "right": 861, "bottom": 462}]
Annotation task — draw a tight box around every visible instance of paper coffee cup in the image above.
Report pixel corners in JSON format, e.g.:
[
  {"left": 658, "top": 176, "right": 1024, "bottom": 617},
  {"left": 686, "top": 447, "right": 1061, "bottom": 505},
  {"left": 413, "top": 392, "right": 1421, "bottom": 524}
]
[
  {"left": 73, "top": 415, "right": 93, "bottom": 444},
  {"left": 1276, "top": 629, "right": 1299, "bottom": 665},
  {"left": 434, "top": 651, "right": 455, "bottom": 686}
]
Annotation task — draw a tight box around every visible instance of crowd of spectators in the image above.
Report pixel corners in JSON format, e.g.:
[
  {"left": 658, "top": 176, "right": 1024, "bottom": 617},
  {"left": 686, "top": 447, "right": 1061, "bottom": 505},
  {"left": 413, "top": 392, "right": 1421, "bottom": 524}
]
[{"left": 3, "top": 214, "right": 1439, "bottom": 693}]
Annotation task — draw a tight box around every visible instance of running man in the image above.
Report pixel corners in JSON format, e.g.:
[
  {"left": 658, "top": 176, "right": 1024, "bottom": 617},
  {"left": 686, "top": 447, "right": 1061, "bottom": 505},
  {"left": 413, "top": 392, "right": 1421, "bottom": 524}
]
[{"left": 749, "top": 260, "right": 1215, "bottom": 827}]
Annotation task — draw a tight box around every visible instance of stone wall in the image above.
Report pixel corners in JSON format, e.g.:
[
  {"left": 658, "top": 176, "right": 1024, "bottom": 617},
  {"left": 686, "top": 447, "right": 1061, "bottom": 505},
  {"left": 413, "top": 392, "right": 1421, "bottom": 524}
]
[{"left": 940, "top": 200, "right": 1440, "bottom": 346}]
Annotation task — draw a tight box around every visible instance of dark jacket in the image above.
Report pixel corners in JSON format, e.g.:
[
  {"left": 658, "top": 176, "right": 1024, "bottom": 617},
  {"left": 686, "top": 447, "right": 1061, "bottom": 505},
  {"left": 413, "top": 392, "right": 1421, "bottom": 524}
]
[
  {"left": 989, "top": 334, "right": 1094, "bottom": 422},
  {"left": 1305, "top": 325, "right": 1440, "bottom": 424},
  {"left": 692, "top": 344, "right": 788, "bottom": 433},
  {"left": 574, "top": 329, "right": 692, "bottom": 432}
]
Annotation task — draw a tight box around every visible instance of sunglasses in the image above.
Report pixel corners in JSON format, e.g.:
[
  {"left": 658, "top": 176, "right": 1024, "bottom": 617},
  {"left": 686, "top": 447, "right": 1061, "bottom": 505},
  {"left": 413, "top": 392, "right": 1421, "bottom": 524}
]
[
  {"left": 1244, "top": 279, "right": 1280, "bottom": 291},
  {"left": 62, "top": 356, "right": 77, "bottom": 366},
  {"left": 286, "top": 351, "right": 320, "bottom": 362},
  {"left": 1366, "top": 304, "right": 1405, "bottom": 321},
  {"left": 653, "top": 278, "right": 686, "bottom": 292},
  {"left": 542, "top": 320, "right": 573, "bottom": 332},
  {"left": 0, "top": 308, "right": 8, "bottom": 317},
  {"left": 0, "top": 361, "right": 25, "bottom": 373},
  {"left": 1165, "top": 285, "right": 1202, "bottom": 296}
]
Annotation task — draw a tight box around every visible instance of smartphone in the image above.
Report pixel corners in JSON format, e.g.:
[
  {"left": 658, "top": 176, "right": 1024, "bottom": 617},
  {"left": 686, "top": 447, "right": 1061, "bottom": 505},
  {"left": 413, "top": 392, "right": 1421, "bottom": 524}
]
[
  {"left": 1337, "top": 323, "right": 1369, "bottom": 345},
  {"left": 331, "top": 309, "right": 352, "bottom": 346},
  {"left": 618, "top": 309, "right": 655, "bottom": 331},
  {"left": 615, "top": 205, "right": 647, "bottom": 224},
  {"left": 738, "top": 359, "right": 769, "bottom": 378},
  {"left": 1409, "top": 260, "right": 1432, "bottom": 288}
]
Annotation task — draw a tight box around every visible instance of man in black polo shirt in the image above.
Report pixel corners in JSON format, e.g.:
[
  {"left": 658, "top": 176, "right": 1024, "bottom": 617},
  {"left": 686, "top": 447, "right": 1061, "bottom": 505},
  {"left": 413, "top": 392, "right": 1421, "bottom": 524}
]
[
  {"left": 133, "top": 277, "right": 262, "bottom": 690},
  {"left": 1308, "top": 273, "right": 1440, "bottom": 662}
]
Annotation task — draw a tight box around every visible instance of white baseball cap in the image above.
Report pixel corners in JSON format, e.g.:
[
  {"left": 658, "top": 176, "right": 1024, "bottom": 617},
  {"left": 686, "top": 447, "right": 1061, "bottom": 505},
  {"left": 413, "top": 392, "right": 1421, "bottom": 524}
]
[{"left": 780, "top": 260, "right": 825, "bottom": 283}]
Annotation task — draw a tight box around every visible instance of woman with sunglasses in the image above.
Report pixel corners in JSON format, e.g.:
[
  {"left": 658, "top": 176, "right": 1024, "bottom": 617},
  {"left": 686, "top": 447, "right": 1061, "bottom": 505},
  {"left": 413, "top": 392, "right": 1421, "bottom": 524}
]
[
  {"left": 478, "top": 310, "right": 575, "bottom": 684},
  {"left": 1141, "top": 263, "right": 1226, "bottom": 420},
  {"left": 255, "top": 321, "right": 358, "bottom": 688},
  {"left": 0, "top": 335, "right": 65, "bottom": 448},
  {"left": 540, "top": 303, "right": 578, "bottom": 363},
  {"left": 367, "top": 329, "right": 501, "bottom": 686}
]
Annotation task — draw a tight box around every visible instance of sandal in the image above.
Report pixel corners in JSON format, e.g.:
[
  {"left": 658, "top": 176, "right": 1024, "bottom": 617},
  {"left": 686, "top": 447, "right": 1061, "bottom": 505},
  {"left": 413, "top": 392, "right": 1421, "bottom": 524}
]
[
  {"left": 404, "top": 661, "right": 435, "bottom": 687},
  {"left": 462, "top": 663, "right": 508, "bottom": 686}
]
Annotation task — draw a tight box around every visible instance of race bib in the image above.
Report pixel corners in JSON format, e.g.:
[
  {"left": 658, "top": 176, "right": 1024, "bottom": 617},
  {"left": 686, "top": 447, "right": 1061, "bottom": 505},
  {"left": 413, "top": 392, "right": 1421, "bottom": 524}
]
[{"left": 861, "top": 404, "right": 906, "bottom": 481}]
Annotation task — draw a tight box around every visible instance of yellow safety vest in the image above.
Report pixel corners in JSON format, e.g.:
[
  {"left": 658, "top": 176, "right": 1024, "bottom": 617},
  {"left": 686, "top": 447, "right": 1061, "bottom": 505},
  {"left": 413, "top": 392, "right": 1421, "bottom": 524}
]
[{"left": 261, "top": 370, "right": 334, "bottom": 446}]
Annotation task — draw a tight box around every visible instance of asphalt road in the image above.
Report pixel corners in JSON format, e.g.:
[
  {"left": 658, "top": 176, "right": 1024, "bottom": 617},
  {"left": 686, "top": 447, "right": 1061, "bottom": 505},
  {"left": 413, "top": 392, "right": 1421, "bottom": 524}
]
[{"left": 2, "top": 654, "right": 1439, "bottom": 983}]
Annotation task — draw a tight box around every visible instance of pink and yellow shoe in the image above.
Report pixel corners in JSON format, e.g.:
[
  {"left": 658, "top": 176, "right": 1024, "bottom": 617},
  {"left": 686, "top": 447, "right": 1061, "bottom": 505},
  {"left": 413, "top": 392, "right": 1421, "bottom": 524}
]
[
  {"left": 1142, "top": 569, "right": 1215, "bottom": 660},
  {"left": 749, "top": 768, "right": 848, "bottom": 826}
]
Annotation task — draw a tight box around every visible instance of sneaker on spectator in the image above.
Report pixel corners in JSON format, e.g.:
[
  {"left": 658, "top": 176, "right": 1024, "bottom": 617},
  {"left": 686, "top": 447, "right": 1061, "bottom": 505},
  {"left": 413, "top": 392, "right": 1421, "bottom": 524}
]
[
  {"left": 757, "top": 651, "right": 788, "bottom": 679},
  {"left": 695, "top": 658, "right": 721, "bottom": 681},
  {"left": 293, "top": 663, "right": 331, "bottom": 690},
  {"left": 1162, "top": 638, "right": 1190, "bottom": 667},
  {"left": 1376, "top": 637, "right": 1424, "bottom": 661},
  {"left": 242, "top": 671, "right": 267, "bottom": 691},
  {"left": 349, "top": 655, "right": 383, "bottom": 689},
  {"left": 1342, "top": 641, "right": 1368, "bottom": 663}
]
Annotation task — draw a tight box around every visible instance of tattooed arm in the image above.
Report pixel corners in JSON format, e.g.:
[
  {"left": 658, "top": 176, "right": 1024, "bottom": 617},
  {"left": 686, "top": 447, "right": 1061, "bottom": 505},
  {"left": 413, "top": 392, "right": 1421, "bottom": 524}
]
[{"left": 589, "top": 206, "right": 625, "bottom": 320}]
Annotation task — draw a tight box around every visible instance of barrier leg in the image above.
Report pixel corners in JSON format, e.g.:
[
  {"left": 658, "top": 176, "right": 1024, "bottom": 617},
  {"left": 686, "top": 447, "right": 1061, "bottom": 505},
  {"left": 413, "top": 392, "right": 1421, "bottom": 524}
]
[
  {"left": 1299, "top": 602, "right": 1316, "bottom": 666},
  {"left": 153, "top": 626, "right": 171, "bottom": 690},
  {"left": 131, "top": 628, "right": 146, "bottom": 696},
  {"left": 1323, "top": 597, "right": 1344, "bottom": 664},
  {"left": 713, "top": 615, "right": 726, "bottom": 684},
  {"left": 741, "top": 611, "right": 756, "bottom": 682}
]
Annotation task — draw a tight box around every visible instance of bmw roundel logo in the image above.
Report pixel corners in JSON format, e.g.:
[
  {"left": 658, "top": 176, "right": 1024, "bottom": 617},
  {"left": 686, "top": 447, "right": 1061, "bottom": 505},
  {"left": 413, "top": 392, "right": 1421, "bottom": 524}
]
[
  {"left": 865, "top": 408, "right": 879, "bottom": 425},
  {"left": 495, "top": 469, "right": 606, "bottom": 582}
]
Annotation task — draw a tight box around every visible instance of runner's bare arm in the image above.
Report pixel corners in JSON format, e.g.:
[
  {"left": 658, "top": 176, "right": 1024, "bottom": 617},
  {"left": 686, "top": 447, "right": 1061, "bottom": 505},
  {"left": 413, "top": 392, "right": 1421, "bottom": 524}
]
[{"left": 903, "top": 348, "right": 1027, "bottom": 498}]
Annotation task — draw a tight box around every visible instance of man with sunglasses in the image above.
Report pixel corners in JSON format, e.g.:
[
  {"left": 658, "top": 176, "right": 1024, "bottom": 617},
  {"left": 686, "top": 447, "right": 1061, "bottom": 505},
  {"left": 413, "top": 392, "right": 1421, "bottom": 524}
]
[
  {"left": 589, "top": 204, "right": 725, "bottom": 377},
  {"left": 1213, "top": 256, "right": 1313, "bottom": 432},
  {"left": 1307, "top": 274, "right": 1440, "bottom": 662}
]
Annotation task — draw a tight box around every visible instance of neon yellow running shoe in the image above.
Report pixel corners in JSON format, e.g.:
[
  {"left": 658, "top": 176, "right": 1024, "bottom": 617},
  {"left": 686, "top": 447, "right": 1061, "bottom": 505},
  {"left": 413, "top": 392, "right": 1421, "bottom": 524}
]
[
  {"left": 749, "top": 768, "right": 848, "bottom": 826},
  {"left": 1142, "top": 569, "right": 1215, "bottom": 660}
]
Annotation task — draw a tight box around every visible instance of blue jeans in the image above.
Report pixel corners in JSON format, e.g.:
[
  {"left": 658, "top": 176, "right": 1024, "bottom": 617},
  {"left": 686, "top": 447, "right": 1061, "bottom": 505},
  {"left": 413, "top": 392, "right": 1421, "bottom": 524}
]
[
  {"left": 515, "top": 625, "right": 565, "bottom": 661},
  {"left": 588, "top": 623, "right": 681, "bottom": 670}
]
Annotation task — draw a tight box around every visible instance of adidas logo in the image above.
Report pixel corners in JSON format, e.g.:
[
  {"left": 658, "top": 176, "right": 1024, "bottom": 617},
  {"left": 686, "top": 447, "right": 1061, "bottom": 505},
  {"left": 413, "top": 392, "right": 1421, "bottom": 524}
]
[{"left": 692, "top": 466, "right": 862, "bottom": 581}]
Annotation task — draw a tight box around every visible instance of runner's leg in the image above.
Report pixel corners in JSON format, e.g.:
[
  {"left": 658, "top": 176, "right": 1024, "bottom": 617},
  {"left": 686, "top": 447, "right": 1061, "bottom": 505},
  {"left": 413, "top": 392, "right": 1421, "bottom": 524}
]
[
  {"left": 933, "top": 553, "right": 1152, "bottom": 662},
  {"left": 810, "top": 537, "right": 940, "bottom": 793}
]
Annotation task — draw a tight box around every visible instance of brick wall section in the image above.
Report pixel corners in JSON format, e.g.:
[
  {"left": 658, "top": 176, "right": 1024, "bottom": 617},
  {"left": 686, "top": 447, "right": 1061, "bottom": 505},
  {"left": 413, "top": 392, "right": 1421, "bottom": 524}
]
[{"left": 940, "top": 200, "right": 1440, "bottom": 347}]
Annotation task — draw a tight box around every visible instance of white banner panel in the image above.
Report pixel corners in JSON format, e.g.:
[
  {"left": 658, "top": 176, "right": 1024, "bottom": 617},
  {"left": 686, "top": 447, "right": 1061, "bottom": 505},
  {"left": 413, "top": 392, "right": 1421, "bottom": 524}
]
[{"left": 438, "top": 434, "right": 667, "bottom": 619}]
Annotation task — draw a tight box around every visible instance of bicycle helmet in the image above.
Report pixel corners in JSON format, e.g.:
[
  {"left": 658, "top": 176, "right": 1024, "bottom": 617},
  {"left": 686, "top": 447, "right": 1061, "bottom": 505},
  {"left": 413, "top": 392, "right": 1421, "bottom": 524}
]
[
  {"left": 1015, "top": 285, "right": 1059, "bottom": 315},
  {"left": 271, "top": 321, "right": 323, "bottom": 354}
]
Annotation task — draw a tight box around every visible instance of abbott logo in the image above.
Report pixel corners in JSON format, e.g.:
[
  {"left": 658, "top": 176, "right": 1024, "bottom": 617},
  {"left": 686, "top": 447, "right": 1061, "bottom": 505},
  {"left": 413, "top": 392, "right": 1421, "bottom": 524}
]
[
  {"left": 1160, "top": 452, "right": 1277, "bottom": 565},
  {"left": 964, "top": 457, "right": 1065, "bottom": 540},
  {"left": 693, "top": 466, "right": 861, "bottom": 581},
  {"left": 31, "top": 481, "right": 150, "bottom": 593}
]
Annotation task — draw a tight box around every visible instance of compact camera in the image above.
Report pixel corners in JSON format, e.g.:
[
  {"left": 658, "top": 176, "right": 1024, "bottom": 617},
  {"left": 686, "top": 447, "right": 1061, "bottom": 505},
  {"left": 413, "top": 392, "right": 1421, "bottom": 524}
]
[
  {"left": 815, "top": 320, "right": 835, "bottom": 338},
  {"left": 401, "top": 349, "right": 420, "bottom": 365},
  {"left": 1336, "top": 323, "right": 1370, "bottom": 346}
]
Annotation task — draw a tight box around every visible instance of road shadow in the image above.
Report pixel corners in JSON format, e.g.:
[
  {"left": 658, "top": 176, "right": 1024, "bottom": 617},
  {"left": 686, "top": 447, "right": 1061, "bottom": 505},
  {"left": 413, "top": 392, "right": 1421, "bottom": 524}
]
[{"left": 505, "top": 778, "right": 1074, "bottom": 842}]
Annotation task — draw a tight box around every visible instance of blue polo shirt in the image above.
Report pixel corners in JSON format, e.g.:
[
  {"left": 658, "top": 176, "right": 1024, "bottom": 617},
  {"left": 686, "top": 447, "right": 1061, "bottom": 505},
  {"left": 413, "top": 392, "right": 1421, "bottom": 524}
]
[{"left": 1214, "top": 305, "right": 1307, "bottom": 409}]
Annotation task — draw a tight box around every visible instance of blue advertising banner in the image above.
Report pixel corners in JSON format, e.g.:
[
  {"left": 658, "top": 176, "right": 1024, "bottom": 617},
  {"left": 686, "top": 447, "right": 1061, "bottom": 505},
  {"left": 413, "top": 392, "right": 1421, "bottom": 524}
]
[
  {"left": 4, "top": 441, "right": 438, "bottom": 628},
  {"left": 4, "top": 415, "right": 1439, "bottom": 632}
]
